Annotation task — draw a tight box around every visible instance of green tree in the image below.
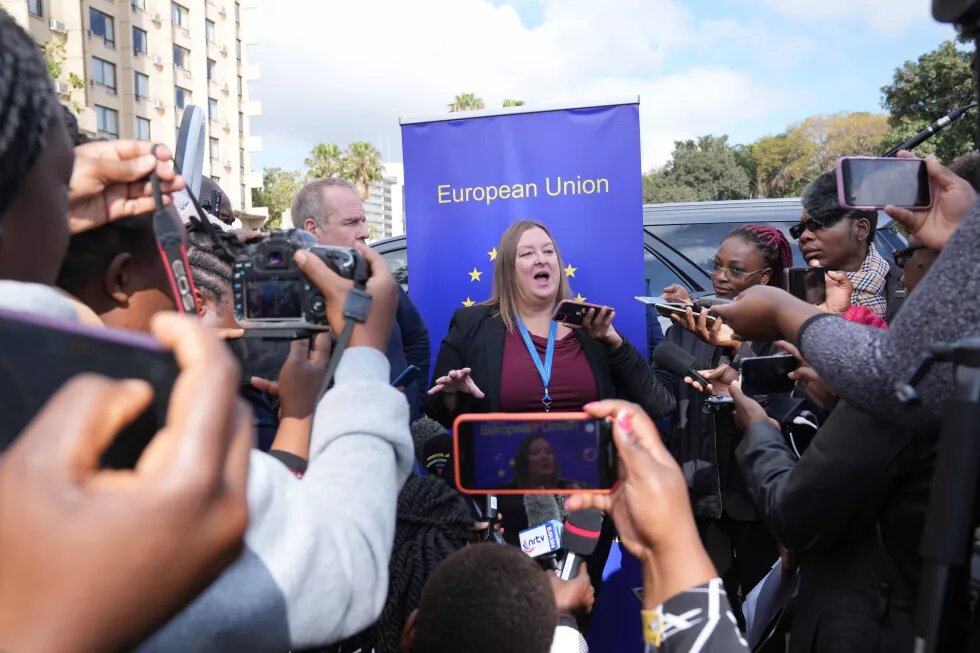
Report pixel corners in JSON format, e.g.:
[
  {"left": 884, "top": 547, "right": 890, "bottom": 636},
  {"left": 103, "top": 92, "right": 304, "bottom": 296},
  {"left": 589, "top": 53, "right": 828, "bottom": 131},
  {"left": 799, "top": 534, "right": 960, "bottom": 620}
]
[
  {"left": 881, "top": 39, "right": 976, "bottom": 162},
  {"left": 42, "top": 39, "right": 85, "bottom": 113},
  {"left": 502, "top": 98, "right": 526, "bottom": 107},
  {"left": 343, "top": 140, "right": 384, "bottom": 200},
  {"left": 643, "top": 169, "right": 699, "bottom": 203},
  {"left": 448, "top": 93, "right": 486, "bottom": 112},
  {"left": 305, "top": 143, "right": 345, "bottom": 179},
  {"left": 732, "top": 144, "right": 757, "bottom": 197},
  {"left": 751, "top": 128, "right": 813, "bottom": 198},
  {"left": 251, "top": 167, "right": 303, "bottom": 228},
  {"left": 663, "top": 135, "right": 751, "bottom": 201}
]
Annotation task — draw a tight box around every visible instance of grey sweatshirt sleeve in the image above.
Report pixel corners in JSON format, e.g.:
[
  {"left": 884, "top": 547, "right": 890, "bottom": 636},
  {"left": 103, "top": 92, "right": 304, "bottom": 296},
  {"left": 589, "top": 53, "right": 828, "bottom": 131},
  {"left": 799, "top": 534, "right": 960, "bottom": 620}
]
[
  {"left": 139, "top": 347, "right": 412, "bottom": 653},
  {"left": 799, "top": 198, "right": 980, "bottom": 426}
]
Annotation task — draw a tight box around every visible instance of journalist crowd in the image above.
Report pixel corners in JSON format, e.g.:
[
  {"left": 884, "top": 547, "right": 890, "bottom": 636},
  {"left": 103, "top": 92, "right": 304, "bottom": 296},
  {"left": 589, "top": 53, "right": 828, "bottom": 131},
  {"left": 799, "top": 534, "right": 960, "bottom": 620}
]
[{"left": 3, "top": 4, "right": 980, "bottom": 652}]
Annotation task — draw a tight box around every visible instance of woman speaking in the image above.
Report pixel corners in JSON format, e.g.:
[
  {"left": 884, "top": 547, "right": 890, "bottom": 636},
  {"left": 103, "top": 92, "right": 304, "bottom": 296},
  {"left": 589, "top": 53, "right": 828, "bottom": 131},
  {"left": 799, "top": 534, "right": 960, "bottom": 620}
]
[{"left": 425, "top": 220, "right": 674, "bottom": 592}]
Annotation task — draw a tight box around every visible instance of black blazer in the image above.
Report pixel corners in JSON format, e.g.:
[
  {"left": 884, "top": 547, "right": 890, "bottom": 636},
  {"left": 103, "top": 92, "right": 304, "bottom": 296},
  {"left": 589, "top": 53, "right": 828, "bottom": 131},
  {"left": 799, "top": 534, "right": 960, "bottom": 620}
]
[{"left": 425, "top": 305, "right": 675, "bottom": 427}]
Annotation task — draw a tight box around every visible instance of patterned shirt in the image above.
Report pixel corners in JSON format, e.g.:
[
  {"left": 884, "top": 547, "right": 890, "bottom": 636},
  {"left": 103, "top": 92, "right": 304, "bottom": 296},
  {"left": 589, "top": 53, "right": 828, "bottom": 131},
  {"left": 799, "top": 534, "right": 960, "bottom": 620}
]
[
  {"left": 845, "top": 244, "right": 890, "bottom": 318},
  {"left": 643, "top": 578, "right": 749, "bottom": 652}
]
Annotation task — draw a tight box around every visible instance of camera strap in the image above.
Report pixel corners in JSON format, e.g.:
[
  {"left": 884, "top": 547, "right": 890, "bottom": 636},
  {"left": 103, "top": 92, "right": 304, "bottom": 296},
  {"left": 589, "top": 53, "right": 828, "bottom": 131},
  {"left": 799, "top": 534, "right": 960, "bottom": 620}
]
[
  {"left": 314, "top": 255, "right": 373, "bottom": 404},
  {"left": 150, "top": 160, "right": 199, "bottom": 315}
]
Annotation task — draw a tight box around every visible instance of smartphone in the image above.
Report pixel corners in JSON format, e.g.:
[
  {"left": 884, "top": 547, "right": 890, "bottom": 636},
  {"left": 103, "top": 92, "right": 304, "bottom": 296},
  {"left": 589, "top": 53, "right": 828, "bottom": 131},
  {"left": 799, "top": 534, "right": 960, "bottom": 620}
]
[
  {"left": 392, "top": 364, "right": 423, "bottom": 388},
  {"left": 739, "top": 355, "right": 799, "bottom": 396},
  {"left": 552, "top": 300, "right": 606, "bottom": 327},
  {"left": 0, "top": 309, "right": 179, "bottom": 468},
  {"left": 649, "top": 301, "right": 717, "bottom": 326},
  {"left": 782, "top": 267, "right": 827, "bottom": 305},
  {"left": 837, "top": 156, "right": 932, "bottom": 210},
  {"left": 453, "top": 412, "right": 617, "bottom": 495}
]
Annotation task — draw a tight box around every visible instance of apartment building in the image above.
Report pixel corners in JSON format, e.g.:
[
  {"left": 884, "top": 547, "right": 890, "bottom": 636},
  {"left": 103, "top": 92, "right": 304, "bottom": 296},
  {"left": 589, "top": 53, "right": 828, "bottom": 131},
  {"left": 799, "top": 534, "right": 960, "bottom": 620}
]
[
  {"left": 1, "top": 0, "right": 267, "bottom": 223},
  {"left": 363, "top": 162, "right": 406, "bottom": 240}
]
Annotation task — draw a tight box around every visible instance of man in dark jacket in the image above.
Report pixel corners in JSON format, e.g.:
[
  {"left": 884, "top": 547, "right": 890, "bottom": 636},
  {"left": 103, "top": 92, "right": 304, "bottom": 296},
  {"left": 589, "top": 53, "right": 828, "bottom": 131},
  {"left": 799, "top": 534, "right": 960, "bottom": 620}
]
[
  {"left": 292, "top": 177, "right": 430, "bottom": 420},
  {"left": 730, "top": 386, "right": 937, "bottom": 652}
]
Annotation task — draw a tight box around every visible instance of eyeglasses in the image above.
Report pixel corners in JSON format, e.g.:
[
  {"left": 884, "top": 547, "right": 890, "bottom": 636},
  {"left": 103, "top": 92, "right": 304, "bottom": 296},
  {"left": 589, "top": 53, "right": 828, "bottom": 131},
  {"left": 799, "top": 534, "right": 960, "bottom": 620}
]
[
  {"left": 893, "top": 243, "right": 927, "bottom": 268},
  {"left": 705, "top": 259, "right": 770, "bottom": 280},
  {"left": 789, "top": 214, "right": 845, "bottom": 240}
]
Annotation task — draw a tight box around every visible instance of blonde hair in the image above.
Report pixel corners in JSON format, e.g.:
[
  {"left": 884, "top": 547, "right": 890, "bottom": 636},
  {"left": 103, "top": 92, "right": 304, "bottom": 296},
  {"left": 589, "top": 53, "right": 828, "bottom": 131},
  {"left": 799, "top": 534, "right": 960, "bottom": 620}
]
[{"left": 483, "top": 220, "right": 572, "bottom": 333}]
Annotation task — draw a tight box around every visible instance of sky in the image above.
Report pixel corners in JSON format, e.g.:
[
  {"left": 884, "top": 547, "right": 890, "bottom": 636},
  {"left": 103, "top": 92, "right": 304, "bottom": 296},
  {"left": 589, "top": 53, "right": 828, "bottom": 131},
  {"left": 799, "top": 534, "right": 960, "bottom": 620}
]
[{"left": 248, "top": 0, "right": 953, "bottom": 174}]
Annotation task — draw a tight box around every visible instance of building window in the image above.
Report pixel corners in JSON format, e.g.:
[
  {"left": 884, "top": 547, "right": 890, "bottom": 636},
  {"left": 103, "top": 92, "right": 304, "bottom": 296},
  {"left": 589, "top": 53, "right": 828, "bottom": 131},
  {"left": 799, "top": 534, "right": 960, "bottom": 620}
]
[
  {"left": 134, "top": 72, "right": 149, "bottom": 99},
  {"left": 89, "top": 8, "right": 115, "bottom": 46},
  {"left": 237, "top": 75, "right": 242, "bottom": 97},
  {"left": 238, "top": 111, "right": 244, "bottom": 138},
  {"left": 91, "top": 57, "right": 117, "bottom": 92},
  {"left": 239, "top": 147, "right": 245, "bottom": 173},
  {"left": 236, "top": 38, "right": 241, "bottom": 63},
  {"left": 135, "top": 116, "right": 151, "bottom": 141},
  {"left": 131, "top": 0, "right": 146, "bottom": 10},
  {"left": 208, "top": 97, "right": 218, "bottom": 119},
  {"left": 28, "top": 0, "right": 43, "bottom": 18},
  {"left": 235, "top": 2, "right": 240, "bottom": 25},
  {"left": 207, "top": 58, "right": 217, "bottom": 80},
  {"left": 241, "top": 185, "right": 246, "bottom": 210},
  {"left": 171, "top": 2, "right": 189, "bottom": 28},
  {"left": 205, "top": 19, "right": 216, "bottom": 43},
  {"left": 175, "top": 86, "right": 191, "bottom": 109},
  {"left": 173, "top": 44, "right": 190, "bottom": 70},
  {"left": 132, "top": 27, "right": 147, "bottom": 55},
  {"left": 95, "top": 105, "right": 119, "bottom": 138},
  {"left": 210, "top": 137, "right": 220, "bottom": 161}
]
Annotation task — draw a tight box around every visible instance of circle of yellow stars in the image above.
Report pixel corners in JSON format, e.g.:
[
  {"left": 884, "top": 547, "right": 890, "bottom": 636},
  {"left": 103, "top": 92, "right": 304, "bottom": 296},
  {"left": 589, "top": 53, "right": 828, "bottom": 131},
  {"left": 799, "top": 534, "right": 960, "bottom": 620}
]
[{"left": 461, "top": 244, "right": 584, "bottom": 307}]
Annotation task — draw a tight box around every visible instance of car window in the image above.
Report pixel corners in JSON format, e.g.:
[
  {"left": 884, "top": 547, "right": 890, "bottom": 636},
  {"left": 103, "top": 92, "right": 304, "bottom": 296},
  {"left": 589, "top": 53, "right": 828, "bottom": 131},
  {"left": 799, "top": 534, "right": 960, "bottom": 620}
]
[
  {"left": 380, "top": 249, "right": 408, "bottom": 288},
  {"left": 649, "top": 222, "right": 807, "bottom": 274}
]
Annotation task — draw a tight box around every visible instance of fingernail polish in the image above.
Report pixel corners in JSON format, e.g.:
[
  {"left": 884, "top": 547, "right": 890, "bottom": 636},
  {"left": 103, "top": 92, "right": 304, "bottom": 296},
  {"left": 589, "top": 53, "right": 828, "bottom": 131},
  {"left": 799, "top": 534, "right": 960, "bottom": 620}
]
[{"left": 616, "top": 409, "right": 633, "bottom": 436}]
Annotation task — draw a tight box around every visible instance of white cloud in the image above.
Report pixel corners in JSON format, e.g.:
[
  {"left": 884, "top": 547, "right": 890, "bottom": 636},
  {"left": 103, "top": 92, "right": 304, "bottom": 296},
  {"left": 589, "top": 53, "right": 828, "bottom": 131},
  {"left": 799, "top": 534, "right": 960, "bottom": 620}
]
[
  {"left": 250, "top": 0, "right": 803, "bottom": 172},
  {"left": 762, "top": 0, "right": 935, "bottom": 33}
]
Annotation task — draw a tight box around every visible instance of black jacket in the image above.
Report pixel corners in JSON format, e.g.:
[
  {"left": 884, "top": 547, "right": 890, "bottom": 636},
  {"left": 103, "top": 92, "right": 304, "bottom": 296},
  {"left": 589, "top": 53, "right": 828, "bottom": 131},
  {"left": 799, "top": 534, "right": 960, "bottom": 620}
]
[
  {"left": 654, "top": 325, "right": 773, "bottom": 520},
  {"left": 736, "top": 400, "right": 938, "bottom": 652},
  {"left": 424, "top": 304, "right": 674, "bottom": 427}
]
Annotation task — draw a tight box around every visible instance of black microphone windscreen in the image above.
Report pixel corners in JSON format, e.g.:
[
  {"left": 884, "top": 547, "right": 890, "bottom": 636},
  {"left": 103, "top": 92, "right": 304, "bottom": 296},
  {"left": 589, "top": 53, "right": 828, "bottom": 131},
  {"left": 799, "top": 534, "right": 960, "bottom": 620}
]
[
  {"left": 411, "top": 416, "right": 448, "bottom": 464},
  {"left": 421, "top": 433, "right": 453, "bottom": 481},
  {"left": 562, "top": 509, "right": 603, "bottom": 556},
  {"left": 652, "top": 341, "right": 696, "bottom": 376},
  {"left": 523, "top": 493, "right": 562, "bottom": 527}
]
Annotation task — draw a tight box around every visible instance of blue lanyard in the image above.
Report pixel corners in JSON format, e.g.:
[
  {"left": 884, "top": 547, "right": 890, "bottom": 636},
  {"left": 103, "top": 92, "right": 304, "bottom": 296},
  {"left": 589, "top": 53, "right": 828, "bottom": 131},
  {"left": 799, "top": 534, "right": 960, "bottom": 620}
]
[{"left": 516, "top": 317, "right": 557, "bottom": 410}]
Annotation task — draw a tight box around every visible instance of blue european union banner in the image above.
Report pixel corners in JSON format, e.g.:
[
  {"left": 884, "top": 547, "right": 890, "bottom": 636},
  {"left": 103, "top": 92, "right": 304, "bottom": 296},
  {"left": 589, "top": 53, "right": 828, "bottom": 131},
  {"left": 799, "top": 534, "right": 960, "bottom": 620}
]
[{"left": 401, "top": 101, "right": 646, "bottom": 377}]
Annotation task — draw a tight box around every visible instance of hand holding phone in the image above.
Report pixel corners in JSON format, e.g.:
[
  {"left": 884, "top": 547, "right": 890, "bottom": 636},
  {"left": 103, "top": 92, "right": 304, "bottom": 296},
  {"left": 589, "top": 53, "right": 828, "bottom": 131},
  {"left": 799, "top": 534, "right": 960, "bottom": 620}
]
[
  {"left": 453, "top": 412, "right": 617, "bottom": 495},
  {"left": 783, "top": 267, "right": 827, "bottom": 305},
  {"left": 554, "top": 300, "right": 622, "bottom": 350},
  {"left": 739, "top": 354, "right": 799, "bottom": 396}
]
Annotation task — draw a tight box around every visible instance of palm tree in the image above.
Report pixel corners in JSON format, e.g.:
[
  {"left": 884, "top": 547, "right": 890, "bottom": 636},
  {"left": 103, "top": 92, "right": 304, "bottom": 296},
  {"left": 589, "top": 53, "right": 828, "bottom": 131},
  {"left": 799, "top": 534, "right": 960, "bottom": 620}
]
[
  {"left": 305, "top": 143, "right": 345, "bottom": 179},
  {"left": 343, "top": 141, "right": 384, "bottom": 200},
  {"left": 448, "top": 93, "right": 486, "bottom": 112},
  {"left": 502, "top": 99, "right": 526, "bottom": 107}
]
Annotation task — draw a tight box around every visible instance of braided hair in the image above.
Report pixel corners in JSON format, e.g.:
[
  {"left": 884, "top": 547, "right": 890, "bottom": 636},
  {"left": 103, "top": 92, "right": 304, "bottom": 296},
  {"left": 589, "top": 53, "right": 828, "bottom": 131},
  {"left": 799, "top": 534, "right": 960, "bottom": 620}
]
[
  {"left": 725, "top": 224, "right": 793, "bottom": 288},
  {"left": 328, "top": 476, "right": 479, "bottom": 653},
  {"left": 0, "top": 9, "right": 58, "bottom": 216},
  {"left": 185, "top": 221, "right": 243, "bottom": 308}
]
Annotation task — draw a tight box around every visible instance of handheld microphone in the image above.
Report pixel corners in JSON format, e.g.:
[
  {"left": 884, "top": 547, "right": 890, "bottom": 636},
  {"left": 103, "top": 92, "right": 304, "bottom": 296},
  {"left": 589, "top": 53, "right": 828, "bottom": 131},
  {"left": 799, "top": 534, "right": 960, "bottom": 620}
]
[
  {"left": 883, "top": 103, "right": 978, "bottom": 157},
  {"left": 411, "top": 417, "right": 448, "bottom": 465},
  {"left": 652, "top": 341, "right": 710, "bottom": 390},
  {"left": 524, "top": 494, "right": 564, "bottom": 568},
  {"left": 558, "top": 509, "right": 603, "bottom": 580},
  {"left": 420, "top": 433, "right": 453, "bottom": 482},
  {"left": 519, "top": 520, "right": 563, "bottom": 558}
]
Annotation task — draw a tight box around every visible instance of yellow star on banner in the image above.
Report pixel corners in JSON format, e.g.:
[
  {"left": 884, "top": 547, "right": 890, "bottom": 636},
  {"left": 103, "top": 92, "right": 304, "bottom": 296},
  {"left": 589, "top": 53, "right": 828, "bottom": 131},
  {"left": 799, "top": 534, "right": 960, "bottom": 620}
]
[
  {"left": 564, "top": 263, "right": 577, "bottom": 278},
  {"left": 462, "top": 297, "right": 475, "bottom": 307},
  {"left": 488, "top": 247, "right": 497, "bottom": 261},
  {"left": 468, "top": 268, "right": 483, "bottom": 282},
  {"left": 574, "top": 293, "right": 587, "bottom": 302}
]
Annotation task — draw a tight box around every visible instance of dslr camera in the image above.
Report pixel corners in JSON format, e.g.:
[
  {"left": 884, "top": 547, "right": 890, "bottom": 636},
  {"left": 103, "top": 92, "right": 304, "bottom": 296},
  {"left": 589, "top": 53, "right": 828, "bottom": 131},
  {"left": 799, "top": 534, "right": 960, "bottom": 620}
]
[{"left": 232, "top": 229, "right": 364, "bottom": 335}]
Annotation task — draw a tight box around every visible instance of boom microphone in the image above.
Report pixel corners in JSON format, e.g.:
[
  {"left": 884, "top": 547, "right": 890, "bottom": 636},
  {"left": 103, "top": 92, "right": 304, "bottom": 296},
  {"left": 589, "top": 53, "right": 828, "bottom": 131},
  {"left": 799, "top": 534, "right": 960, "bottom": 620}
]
[
  {"left": 652, "top": 342, "right": 710, "bottom": 390},
  {"left": 883, "top": 103, "right": 978, "bottom": 157}
]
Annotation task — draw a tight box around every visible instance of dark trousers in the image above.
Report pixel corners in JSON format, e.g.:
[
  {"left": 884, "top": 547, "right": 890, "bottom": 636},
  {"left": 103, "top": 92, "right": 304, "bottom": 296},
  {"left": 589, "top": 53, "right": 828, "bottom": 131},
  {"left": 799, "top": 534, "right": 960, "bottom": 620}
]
[{"left": 698, "top": 515, "right": 785, "bottom": 651}]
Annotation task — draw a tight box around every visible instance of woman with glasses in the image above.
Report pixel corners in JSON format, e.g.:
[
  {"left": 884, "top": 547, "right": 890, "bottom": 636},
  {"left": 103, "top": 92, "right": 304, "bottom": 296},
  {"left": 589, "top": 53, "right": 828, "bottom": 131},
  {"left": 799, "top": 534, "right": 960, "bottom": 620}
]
[{"left": 656, "top": 224, "right": 793, "bottom": 646}]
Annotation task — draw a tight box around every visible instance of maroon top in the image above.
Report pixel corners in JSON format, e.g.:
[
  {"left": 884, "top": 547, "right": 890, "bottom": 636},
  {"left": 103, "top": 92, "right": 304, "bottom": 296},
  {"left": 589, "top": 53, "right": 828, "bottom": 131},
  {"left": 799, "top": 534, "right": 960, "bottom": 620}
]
[{"left": 499, "top": 328, "right": 599, "bottom": 412}]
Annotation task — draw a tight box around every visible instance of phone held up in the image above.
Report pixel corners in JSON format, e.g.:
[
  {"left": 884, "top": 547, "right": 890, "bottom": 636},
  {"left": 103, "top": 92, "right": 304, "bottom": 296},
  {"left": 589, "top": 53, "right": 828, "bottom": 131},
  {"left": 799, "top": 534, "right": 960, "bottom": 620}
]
[
  {"left": 0, "top": 308, "right": 181, "bottom": 468},
  {"left": 836, "top": 156, "right": 932, "bottom": 210},
  {"left": 783, "top": 267, "right": 827, "bottom": 305},
  {"left": 633, "top": 296, "right": 718, "bottom": 325},
  {"left": 552, "top": 299, "right": 606, "bottom": 327},
  {"left": 453, "top": 412, "right": 618, "bottom": 495},
  {"left": 739, "top": 354, "right": 799, "bottom": 397}
]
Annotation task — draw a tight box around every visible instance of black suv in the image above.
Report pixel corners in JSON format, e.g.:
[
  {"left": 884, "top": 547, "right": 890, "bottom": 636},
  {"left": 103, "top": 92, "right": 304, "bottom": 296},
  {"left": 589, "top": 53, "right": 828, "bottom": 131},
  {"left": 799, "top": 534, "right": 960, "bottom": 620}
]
[{"left": 371, "top": 198, "right": 908, "bottom": 299}]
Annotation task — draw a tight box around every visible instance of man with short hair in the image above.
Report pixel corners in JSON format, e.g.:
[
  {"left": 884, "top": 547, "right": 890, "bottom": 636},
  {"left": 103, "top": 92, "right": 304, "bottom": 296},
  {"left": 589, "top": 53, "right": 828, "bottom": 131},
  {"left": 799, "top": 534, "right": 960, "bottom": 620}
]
[
  {"left": 793, "top": 170, "right": 896, "bottom": 319},
  {"left": 293, "top": 177, "right": 430, "bottom": 419}
]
